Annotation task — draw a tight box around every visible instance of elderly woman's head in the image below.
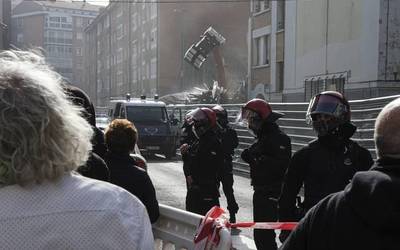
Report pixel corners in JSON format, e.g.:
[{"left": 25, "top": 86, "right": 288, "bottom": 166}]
[
  {"left": 0, "top": 50, "right": 93, "bottom": 186},
  {"left": 374, "top": 98, "right": 400, "bottom": 159},
  {"left": 105, "top": 119, "right": 138, "bottom": 155}
]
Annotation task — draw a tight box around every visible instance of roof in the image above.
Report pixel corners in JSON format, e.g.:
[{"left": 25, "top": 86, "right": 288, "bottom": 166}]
[
  {"left": 34, "top": 0, "right": 101, "bottom": 12},
  {"left": 110, "top": 98, "right": 167, "bottom": 107}
]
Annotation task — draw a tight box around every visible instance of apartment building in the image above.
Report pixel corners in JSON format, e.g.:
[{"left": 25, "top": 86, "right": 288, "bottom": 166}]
[
  {"left": 284, "top": 0, "right": 400, "bottom": 101},
  {"left": 85, "top": 0, "right": 249, "bottom": 106},
  {"left": 248, "top": 0, "right": 286, "bottom": 101},
  {"left": 1, "top": 0, "right": 11, "bottom": 50},
  {"left": 11, "top": 0, "right": 100, "bottom": 91}
]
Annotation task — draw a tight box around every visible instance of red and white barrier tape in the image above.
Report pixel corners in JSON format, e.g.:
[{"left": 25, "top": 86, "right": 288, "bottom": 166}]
[{"left": 193, "top": 206, "right": 298, "bottom": 250}]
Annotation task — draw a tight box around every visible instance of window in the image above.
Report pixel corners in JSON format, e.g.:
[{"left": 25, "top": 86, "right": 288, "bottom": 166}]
[
  {"left": 16, "top": 17, "right": 23, "bottom": 28},
  {"left": 276, "top": 62, "right": 284, "bottom": 91},
  {"left": 97, "top": 23, "right": 102, "bottom": 36},
  {"left": 277, "top": 0, "right": 285, "bottom": 30},
  {"left": 253, "top": 35, "right": 269, "bottom": 66},
  {"left": 76, "top": 32, "right": 83, "bottom": 40},
  {"left": 131, "top": 13, "right": 137, "bottom": 31},
  {"left": 150, "top": 2, "right": 157, "bottom": 19},
  {"left": 17, "top": 33, "right": 23, "bottom": 43},
  {"left": 142, "top": 32, "right": 146, "bottom": 52},
  {"left": 126, "top": 106, "right": 167, "bottom": 122},
  {"left": 75, "top": 17, "right": 82, "bottom": 27},
  {"left": 97, "top": 60, "right": 102, "bottom": 74},
  {"left": 117, "top": 48, "right": 123, "bottom": 63},
  {"left": 253, "top": 0, "right": 269, "bottom": 13},
  {"left": 76, "top": 47, "right": 82, "bottom": 56},
  {"left": 116, "top": 24, "right": 124, "bottom": 39},
  {"left": 150, "top": 28, "right": 157, "bottom": 49},
  {"left": 116, "top": 6, "right": 123, "bottom": 18},
  {"left": 104, "top": 15, "right": 110, "bottom": 28},
  {"left": 150, "top": 58, "right": 157, "bottom": 79}
]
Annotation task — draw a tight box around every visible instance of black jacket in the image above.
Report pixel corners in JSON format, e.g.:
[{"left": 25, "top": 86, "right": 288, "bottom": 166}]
[
  {"left": 241, "top": 122, "right": 291, "bottom": 194},
  {"left": 105, "top": 152, "right": 160, "bottom": 223},
  {"left": 216, "top": 126, "right": 239, "bottom": 173},
  {"left": 281, "top": 159, "right": 400, "bottom": 250},
  {"left": 218, "top": 126, "right": 239, "bottom": 160},
  {"left": 279, "top": 127, "right": 374, "bottom": 221},
  {"left": 78, "top": 152, "right": 110, "bottom": 182},
  {"left": 184, "top": 130, "right": 224, "bottom": 198}
]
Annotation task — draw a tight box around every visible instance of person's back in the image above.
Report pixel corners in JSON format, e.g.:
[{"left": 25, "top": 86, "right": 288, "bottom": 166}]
[
  {"left": 0, "top": 49, "right": 154, "bottom": 249},
  {"left": 105, "top": 151, "right": 160, "bottom": 223},
  {"left": 104, "top": 119, "right": 160, "bottom": 223},
  {"left": 281, "top": 161, "right": 400, "bottom": 250},
  {"left": 0, "top": 173, "right": 154, "bottom": 249}
]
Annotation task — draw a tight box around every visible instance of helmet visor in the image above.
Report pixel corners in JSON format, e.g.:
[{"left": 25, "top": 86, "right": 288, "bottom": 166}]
[
  {"left": 186, "top": 108, "right": 210, "bottom": 129},
  {"left": 306, "top": 94, "right": 347, "bottom": 124},
  {"left": 236, "top": 108, "right": 261, "bottom": 129}
]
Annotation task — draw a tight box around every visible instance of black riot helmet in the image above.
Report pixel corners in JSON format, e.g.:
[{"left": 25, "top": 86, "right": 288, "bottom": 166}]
[
  {"left": 306, "top": 91, "right": 351, "bottom": 136},
  {"left": 186, "top": 107, "right": 216, "bottom": 139},
  {"left": 212, "top": 105, "right": 228, "bottom": 128}
]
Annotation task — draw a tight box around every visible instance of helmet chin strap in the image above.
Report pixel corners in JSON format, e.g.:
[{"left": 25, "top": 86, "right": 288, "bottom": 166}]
[
  {"left": 192, "top": 126, "right": 200, "bottom": 139},
  {"left": 248, "top": 128, "right": 257, "bottom": 137}
]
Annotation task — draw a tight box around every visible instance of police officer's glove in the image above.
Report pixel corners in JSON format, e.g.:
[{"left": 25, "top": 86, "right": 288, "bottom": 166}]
[
  {"left": 229, "top": 212, "right": 236, "bottom": 224},
  {"left": 180, "top": 143, "right": 189, "bottom": 155},
  {"left": 241, "top": 149, "right": 255, "bottom": 164},
  {"left": 227, "top": 201, "right": 239, "bottom": 214},
  {"left": 279, "top": 230, "right": 291, "bottom": 243}
]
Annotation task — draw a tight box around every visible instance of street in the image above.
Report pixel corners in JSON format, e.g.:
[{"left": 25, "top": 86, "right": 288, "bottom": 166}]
[{"left": 147, "top": 155, "right": 255, "bottom": 239}]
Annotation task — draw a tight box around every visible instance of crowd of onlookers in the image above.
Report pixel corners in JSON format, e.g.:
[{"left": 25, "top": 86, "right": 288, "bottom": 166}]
[{"left": 0, "top": 49, "right": 399, "bottom": 250}]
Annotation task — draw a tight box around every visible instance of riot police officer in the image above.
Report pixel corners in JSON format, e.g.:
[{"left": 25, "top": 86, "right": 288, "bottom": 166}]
[
  {"left": 212, "top": 105, "right": 239, "bottom": 223},
  {"left": 183, "top": 107, "right": 224, "bottom": 215},
  {"left": 240, "top": 99, "right": 291, "bottom": 250},
  {"left": 279, "top": 91, "right": 374, "bottom": 242},
  {"left": 180, "top": 112, "right": 196, "bottom": 184}
]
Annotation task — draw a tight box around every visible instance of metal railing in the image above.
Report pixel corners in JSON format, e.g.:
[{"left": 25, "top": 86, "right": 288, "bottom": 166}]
[
  {"left": 153, "top": 204, "right": 255, "bottom": 250},
  {"left": 168, "top": 94, "right": 400, "bottom": 175}
]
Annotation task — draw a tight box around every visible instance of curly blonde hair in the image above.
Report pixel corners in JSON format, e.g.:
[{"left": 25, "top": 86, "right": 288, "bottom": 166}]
[
  {"left": 105, "top": 119, "right": 138, "bottom": 154},
  {"left": 0, "top": 50, "right": 93, "bottom": 186}
]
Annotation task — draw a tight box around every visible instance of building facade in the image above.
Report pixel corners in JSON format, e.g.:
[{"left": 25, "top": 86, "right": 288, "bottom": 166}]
[
  {"left": 85, "top": 0, "right": 249, "bottom": 106},
  {"left": 283, "top": 0, "right": 400, "bottom": 102},
  {"left": 248, "top": 0, "right": 286, "bottom": 101},
  {"left": 1, "top": 0, "right": 11, "bottom": 50},
  {"left": 11, "top": 0, "right": 100, "bottom": 91}
]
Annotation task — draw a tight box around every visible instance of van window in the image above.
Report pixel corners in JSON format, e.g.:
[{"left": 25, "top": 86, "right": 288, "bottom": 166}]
[
  {"left": 126, "top": 106, "right": 167, "bottom": 122},
  {"left": 120, "top": 106, "right": 126, "bottom": 118},
  {"left": 114, "top": 103, "right": 122, "bottom": 118}
]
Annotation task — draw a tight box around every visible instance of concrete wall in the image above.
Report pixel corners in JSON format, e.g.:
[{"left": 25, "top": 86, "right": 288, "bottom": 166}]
[
  {"left": 378, "top": 0, "right": 400, "bottom": 81},
  {"left": 284, "top": 0, "right": 382, "bottom": 101},
  {"left": 0, "top": 0, "right": 3, "bottom": 49}
]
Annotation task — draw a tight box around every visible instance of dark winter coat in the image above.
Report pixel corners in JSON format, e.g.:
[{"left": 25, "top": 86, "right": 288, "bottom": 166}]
[
  {"left": 105, "top": 152, "right": 160, "bottom": 223},
  {"left": 241, "top": 122, "right": 291, "bottom": 195},
  {"left": 280, "top": 158, "right": 400, "bottom": 250},
  {"left": 279, "top": 128, "right": 374, "bottom": 222},
  {"left": 77, "top": 152, "right": 110, "bottom": 182},
  {"left": 184, "top": 130, "right": 224, "bottom": 198},
  {"left": 217, "top": 126, "right": 239, "bottom": 163}
]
